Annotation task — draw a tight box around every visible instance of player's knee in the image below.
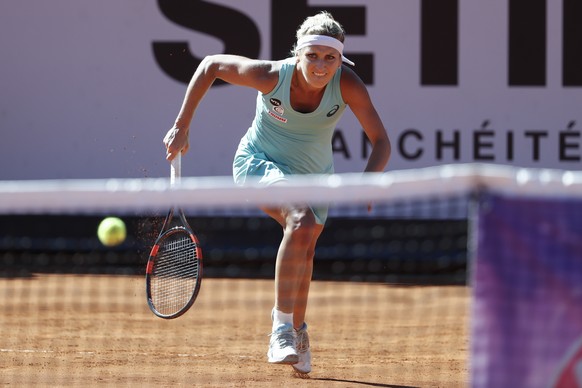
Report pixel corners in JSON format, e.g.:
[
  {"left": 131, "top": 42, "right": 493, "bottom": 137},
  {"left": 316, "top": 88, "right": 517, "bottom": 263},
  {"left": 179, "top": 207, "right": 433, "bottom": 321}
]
[{"left": 284, "top": 207, "right": 317, "bottom": 241}]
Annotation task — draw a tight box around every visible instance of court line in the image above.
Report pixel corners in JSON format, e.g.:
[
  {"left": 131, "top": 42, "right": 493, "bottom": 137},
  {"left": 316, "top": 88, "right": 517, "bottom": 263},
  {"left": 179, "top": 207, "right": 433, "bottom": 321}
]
[{"left": 0, "top": 348, "right": 213, "bottom": 358}]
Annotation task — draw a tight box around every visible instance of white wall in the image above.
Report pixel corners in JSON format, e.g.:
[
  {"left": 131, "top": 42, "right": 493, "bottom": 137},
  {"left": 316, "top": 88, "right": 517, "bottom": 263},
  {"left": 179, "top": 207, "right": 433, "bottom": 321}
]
[{"left": 1, "top": 0, "right": 580, "bottom": 180}]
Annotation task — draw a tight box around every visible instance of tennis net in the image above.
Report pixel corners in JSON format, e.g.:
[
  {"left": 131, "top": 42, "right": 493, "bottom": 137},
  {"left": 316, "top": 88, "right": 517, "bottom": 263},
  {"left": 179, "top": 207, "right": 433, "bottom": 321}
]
[{"left": 0, "top": 163, "right": 581, "bottom": 387}]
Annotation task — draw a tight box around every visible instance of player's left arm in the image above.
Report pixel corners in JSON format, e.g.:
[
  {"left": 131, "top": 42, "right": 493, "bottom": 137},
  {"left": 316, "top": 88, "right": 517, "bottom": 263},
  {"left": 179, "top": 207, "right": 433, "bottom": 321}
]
[{"left": 340, "top": 66, "right": 391, "bottom": 173}]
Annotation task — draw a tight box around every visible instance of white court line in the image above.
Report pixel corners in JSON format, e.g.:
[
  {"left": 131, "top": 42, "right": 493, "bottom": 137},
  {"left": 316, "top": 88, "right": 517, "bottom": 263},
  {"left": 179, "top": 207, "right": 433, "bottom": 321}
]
[
  {"left": 0, "top": 348, "right": 54, "bottom": 353},
  {"left": 0, "top": 348, "right": 209, "bottom": 358}
]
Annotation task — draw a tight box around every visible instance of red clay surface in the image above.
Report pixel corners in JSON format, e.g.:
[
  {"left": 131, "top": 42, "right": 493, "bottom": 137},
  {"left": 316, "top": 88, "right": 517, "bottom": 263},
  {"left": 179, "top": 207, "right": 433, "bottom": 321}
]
[{"left": 0, "top": 275, "right": 469, "bottom": 387}]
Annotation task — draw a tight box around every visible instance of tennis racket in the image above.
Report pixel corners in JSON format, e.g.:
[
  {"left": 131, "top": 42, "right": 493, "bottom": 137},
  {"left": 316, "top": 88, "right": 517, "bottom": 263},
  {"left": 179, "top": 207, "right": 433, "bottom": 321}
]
[{"left": 146, "top": 152, "right": 203, "bottom": 319}]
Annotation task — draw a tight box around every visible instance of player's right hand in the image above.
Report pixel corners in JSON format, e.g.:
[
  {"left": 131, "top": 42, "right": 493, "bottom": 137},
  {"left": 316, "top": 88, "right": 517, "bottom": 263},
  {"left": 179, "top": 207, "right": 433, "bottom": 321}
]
[{"left": 163, "top": 126, "right": 190, "bottom": 161}]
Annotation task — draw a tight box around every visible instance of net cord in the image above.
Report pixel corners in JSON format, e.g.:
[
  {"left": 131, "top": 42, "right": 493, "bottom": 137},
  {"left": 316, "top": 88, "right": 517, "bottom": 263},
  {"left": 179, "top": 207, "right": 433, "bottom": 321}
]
[{"left": 1, "top": 163, "right": 582, "bottom": 214}]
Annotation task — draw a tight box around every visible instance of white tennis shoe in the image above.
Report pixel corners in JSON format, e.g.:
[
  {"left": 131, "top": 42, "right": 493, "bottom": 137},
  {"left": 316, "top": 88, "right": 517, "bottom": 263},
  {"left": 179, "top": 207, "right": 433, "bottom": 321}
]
[
  {"left": 267, "top": 323, "right": 299, "bottom": 364},
  {"left": 292, "top": 323, "right": 311, "bottom": 374}
]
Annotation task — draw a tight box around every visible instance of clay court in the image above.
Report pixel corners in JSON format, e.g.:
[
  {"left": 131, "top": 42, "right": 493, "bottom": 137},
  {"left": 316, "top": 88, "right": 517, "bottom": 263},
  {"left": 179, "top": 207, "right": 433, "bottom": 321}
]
[{"left": 0, "top": 274, "right": 469, "bottom": 387}]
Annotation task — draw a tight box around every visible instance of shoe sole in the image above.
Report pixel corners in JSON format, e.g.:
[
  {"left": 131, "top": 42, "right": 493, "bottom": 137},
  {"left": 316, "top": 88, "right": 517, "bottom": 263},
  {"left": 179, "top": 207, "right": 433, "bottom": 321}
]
[
  {"left": 292, "top": 365, "right": 311, "bottom": 374},
  {"left": 268, "top": 353, "right": 299, "bottom": 364}
]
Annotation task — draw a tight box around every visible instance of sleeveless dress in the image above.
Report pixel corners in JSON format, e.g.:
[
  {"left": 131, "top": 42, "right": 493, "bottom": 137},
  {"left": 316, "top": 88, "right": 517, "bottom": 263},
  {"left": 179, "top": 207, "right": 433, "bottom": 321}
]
[{"left": 233, "top": 59, "right": 347, "bottom": 224}]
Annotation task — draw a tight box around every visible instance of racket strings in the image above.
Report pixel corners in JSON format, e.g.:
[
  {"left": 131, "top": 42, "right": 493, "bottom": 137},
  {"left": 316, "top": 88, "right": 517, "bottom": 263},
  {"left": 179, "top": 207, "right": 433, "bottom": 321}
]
[{"left": 150, "top": 234, "right": 200, "bottom": 316}]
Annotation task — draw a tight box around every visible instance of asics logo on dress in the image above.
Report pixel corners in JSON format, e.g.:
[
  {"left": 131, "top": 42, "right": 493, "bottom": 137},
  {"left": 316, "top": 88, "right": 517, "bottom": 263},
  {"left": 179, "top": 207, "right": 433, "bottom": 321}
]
[{"left": 327, "top": 104, "right": 339, "bottom": 117}]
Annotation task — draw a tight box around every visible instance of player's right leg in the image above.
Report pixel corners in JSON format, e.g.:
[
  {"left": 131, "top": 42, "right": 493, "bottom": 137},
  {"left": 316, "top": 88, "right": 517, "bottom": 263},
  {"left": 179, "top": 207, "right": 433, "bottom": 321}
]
[
  {"left": 261, "top": 205, "right": 318, "bottom": 365},
  {"left": 268, "top": 308, "right": 299, "bottom": 364}
]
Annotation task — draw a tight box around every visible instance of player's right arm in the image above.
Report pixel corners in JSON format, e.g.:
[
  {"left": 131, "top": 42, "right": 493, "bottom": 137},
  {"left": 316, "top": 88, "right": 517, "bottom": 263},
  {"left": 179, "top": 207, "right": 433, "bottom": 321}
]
[{"left": 164, "top": 55, "right": 279, "bottom": 161}]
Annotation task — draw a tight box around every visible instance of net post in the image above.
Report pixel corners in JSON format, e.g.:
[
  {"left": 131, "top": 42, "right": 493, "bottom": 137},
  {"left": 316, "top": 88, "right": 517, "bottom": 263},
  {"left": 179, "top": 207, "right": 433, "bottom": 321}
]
[{"left": 466, "top": 185, "right": 484, "bottom": 288}]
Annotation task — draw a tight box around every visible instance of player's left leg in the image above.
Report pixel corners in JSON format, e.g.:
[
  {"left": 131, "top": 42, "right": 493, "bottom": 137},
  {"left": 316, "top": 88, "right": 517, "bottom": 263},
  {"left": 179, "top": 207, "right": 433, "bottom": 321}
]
[
  {"left": 293, "top": 322, "right": 312, "bottom": 374},
  {"left": 291, "top": 223, "right": 322, "bottom": 374},
  {"left": 292, "top": 223, "right": 323, "bottom": 327}
]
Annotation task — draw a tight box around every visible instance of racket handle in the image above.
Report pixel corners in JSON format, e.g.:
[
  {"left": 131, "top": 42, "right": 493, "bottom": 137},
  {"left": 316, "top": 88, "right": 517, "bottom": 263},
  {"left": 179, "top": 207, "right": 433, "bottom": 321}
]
[{"left": 171, "top": 152, "right": 182, "bottom": 186}]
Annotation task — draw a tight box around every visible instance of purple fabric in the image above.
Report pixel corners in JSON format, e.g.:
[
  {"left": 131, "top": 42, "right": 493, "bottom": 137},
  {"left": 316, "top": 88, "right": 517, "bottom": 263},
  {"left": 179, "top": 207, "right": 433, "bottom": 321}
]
[{"left": 471, "top": 194, "right": 582, "bottom": 388}]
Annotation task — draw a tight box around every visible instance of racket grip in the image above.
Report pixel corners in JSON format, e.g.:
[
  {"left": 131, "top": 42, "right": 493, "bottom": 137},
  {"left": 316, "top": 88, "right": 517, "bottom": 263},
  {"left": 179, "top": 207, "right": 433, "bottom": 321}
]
[{"left": 171, "top": 152, "right": 182, "bottom": 185}]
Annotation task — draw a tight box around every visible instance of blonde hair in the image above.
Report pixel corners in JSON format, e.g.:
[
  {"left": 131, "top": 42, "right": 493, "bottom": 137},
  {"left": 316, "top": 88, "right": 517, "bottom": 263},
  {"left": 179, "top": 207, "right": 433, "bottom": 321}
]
[{"left": 292, "top": 11, "right": 346, "bottom": 56}]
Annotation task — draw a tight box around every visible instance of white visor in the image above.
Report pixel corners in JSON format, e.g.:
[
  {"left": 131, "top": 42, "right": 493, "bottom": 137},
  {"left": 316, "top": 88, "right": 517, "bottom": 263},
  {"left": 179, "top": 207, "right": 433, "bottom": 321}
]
[{"left": 295, "top": 35, "right": 355, "bottom": 66}]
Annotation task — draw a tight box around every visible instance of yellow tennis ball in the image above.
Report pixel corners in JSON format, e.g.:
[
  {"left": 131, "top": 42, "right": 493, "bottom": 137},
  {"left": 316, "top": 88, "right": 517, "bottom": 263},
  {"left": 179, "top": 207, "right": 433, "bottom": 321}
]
[{"left": 97, "top": 217, "right": 127, "bottom": 247}]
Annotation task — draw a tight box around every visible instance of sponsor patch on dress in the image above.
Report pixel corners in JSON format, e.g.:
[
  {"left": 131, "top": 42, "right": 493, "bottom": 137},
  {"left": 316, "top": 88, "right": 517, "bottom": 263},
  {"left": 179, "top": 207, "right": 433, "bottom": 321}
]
[{"left": 268, "top": 111, "right": 287, "bottom": 123}]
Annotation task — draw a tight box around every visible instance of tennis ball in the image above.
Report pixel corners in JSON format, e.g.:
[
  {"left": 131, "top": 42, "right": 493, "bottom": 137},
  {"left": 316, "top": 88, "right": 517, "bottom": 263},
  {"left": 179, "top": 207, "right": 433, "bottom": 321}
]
[{"left": 97, "top": 217, "right": 127, "bottom": 247}]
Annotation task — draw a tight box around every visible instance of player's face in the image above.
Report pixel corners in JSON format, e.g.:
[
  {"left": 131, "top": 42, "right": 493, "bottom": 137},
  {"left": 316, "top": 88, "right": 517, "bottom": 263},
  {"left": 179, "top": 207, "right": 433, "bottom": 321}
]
[{"left": 297, "top": 45, "right": 341, "bottom": 89}]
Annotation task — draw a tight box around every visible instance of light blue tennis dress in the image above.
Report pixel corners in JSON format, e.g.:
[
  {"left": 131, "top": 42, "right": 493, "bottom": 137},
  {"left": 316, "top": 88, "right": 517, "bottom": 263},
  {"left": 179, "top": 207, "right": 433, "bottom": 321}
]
[{"left": 233, "top": 59, "right": 347, "bottom": 224}]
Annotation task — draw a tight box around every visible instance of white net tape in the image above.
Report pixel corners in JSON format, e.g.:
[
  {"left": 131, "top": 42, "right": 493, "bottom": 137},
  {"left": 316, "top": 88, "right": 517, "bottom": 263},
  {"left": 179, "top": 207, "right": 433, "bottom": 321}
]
[{"left": 1, "top": 163, "right": 581, "bottom": 214}]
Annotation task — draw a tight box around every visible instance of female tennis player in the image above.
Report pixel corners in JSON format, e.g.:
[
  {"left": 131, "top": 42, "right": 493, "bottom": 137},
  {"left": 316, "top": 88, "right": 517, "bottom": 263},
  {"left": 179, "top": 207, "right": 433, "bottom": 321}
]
[{"left": 163, "top": 11, "right": 391, "bottom": 374}]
